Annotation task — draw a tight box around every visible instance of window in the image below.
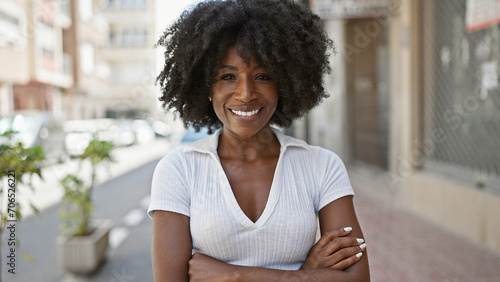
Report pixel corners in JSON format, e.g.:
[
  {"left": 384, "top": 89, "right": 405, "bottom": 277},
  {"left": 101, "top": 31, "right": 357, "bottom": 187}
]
[
  {"left": 109, "top": 29, "right": 116, "bottom": 45},
  {"left": 80, "top": 42, "right": 95, "bottom": 75},
  {"left": 121, "top": 0, "right": 146, "bottom": 9},
  {"left": 122, "top": 30, "right": 147, "bottom": 47},
  {"left": 419, "top": 0, "right": 500, "bottom": 185},
  {"left": 79, "top": 0, "right": 93, "bottom": 22},
  {"left": 0, "top": 8, "right": 23, "bottom": 48}
]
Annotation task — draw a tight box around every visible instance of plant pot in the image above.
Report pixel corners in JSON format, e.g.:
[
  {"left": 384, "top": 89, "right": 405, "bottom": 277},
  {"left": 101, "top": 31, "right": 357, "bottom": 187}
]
[{"left": 57, "top": 219, "right": 113, "bottom": 276}]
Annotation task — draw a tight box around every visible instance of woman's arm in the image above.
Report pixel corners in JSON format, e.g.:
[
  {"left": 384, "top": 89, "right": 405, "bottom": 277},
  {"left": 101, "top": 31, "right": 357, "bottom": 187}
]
[
  {"left": 152, "top": 210, "right": 192, "bottom": 282},
  {"left": 317, "top": 195, "right": 370, "bottom": 279},
  {"left": 301, "top": 226, "right": 366, "bottom": 270},
  {"left": 189, "top": 196, "right": 369, "bottom": 282},
  {"left": 189, "top": 252, "right": 365, "bottom": 282}
]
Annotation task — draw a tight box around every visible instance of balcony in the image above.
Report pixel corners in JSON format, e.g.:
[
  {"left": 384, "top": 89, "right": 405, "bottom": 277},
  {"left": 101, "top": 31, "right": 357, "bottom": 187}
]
[
  {"left": 35, "top": 52, "right": 73, "bottom": 88},
  {"left": 101, "top": 44, "right": 154, "bottom": 62}
]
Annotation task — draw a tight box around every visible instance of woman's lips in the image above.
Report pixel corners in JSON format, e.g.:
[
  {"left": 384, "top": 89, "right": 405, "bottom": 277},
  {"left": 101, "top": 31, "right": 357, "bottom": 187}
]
[
  {"left": 230, "top": 109, "right": 260, "bottom": 117},
  {"left": 228, "top": 107, "right": 262, "bottom": 121}
]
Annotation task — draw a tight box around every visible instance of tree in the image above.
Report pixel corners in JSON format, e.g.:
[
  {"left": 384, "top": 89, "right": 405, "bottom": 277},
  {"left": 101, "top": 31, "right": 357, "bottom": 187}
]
[
  {"left": 60, "top": 138, "right": 114, "bottom": 237},
  {"left": 0, "top": 130, "right": 45, "bottom": 282}
]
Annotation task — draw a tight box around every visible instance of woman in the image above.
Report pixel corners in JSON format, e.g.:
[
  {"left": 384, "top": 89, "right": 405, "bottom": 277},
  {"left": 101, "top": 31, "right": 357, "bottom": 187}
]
[{"left": 148, "top": 0, "right": 370, "bottom": 281}]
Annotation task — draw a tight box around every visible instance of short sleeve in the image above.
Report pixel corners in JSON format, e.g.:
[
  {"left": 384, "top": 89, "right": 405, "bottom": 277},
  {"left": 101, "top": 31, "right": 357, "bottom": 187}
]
[
  {"left": 317, "top": 149, "right": 355, "bottom": 211},
  {"left": 147, "top": 150, "right": 191, "bottom": 218}
]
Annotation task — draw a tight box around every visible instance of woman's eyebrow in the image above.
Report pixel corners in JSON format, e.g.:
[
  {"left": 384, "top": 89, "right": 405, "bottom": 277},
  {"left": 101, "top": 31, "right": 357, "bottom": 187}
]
[
  {"left": 220, "top": 65, "right": 266, "bottom": 70},
  {"left": 221, "top": 65, "right": 238, "bottom": 70}
]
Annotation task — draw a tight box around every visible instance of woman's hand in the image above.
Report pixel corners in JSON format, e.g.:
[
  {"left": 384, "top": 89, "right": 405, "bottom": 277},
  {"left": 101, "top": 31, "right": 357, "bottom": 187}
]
[
  {"left": 189, "top": 253, "right": 241, "bottom": 282},
  {"left": 302, "top": 226, "right": 366, "bottom": 271}
]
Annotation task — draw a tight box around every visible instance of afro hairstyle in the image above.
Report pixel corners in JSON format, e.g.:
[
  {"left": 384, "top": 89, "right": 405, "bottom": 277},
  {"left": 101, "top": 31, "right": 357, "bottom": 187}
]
[{"left": 156, "top": 0, "right": 334, "bottom": 132}]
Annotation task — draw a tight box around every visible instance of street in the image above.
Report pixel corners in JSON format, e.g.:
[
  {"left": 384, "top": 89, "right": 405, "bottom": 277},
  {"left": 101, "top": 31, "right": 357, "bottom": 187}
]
[
  {"left": 3, "top": 137, "right": 500, "bottom": 282},
  {"left": 1, "top": 139, "right": 172, "bottom": 282}
]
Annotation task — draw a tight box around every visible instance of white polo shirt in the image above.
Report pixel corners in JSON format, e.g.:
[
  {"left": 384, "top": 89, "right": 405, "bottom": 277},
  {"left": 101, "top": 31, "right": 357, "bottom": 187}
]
[{"left": 148, "top": 127, "right": 354, "bottom": 270}]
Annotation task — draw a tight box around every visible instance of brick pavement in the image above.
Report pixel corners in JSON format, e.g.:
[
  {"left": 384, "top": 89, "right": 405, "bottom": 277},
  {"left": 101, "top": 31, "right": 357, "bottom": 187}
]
[{"left": 350, "top": 167, "right": 500, "bottom": 282}]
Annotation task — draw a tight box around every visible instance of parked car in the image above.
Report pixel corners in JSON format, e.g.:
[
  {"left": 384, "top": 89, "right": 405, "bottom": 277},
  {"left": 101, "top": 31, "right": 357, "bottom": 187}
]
[
  {"left": 63, "top": 119, "right": 117, "bottom": 157},
  {"left": 113, "top": 119, "right": 136, "bottom": 147},
  {"left": 178, "top": 126, "right": 212, "bottom": 148},
  {"left": 0, "top": 111, "right": 68, "bottom": 164},
  {"left": 131, "top": 119, "right": 156, "bottom": 144},
  {"left": 151, "top": 120, "right": 172, "bottom": 138}
]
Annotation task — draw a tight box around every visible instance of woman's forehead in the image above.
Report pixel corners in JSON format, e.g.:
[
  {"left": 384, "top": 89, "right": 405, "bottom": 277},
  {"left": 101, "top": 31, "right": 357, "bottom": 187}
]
[{"left": 219, "top": 45, "right": 266, "bottom": 67}]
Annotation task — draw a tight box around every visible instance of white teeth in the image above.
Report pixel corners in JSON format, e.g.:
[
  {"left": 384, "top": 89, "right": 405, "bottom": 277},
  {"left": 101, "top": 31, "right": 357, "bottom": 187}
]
[{"left": 231, "top": 109, "right": 260, "bottom": 116}]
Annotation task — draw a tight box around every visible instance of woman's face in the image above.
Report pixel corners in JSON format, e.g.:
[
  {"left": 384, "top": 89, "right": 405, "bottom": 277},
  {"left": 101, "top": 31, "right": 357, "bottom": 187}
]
[{"left": 212, "top": 46, "right": 278, "bottom": 139}]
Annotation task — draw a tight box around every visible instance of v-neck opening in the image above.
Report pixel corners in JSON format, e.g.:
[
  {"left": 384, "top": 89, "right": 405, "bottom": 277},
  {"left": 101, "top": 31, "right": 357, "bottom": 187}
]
[
  {"left": 187, "top": 127, "right": 309, "bottom": 229},
  {"left": 219, "top": 152, "right": 284, "bottom": 229},
  {"left": 211, "top": 144, "right": 286, "bottom": 230}
]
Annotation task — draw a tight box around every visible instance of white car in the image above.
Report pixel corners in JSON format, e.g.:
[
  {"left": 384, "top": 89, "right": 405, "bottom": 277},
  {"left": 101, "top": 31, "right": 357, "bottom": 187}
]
[{"left": 63, "top": 119, "right": 117, "bottom": 157}]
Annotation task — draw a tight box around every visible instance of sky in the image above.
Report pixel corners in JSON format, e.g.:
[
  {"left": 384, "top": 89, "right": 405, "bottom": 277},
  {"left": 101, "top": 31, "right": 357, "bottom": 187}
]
[{"left": 154, "top": 0, "right": 203, "bottom": 73}]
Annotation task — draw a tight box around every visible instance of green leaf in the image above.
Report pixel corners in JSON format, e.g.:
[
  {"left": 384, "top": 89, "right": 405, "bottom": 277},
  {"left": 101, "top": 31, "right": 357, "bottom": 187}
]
[
  {"left": 30, "top": 203, "right": 39, "bottom": 215},
  {"left": 0, "top": 134, "right": 46, "bottom": 229},
  {"left": 21, "top": 252, "right": 35, "bottom": 263},
  {"left": 58, "top": 135, "right": 114, "bottom": 236}
]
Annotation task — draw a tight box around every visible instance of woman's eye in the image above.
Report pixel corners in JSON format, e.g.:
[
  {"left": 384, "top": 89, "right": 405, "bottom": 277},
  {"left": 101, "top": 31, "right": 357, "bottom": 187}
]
[
  {"left": 220, "top": 74, "right": 236, "bottom": 80},
  {"left": 255, "top": 74, "right": 271, "bottom": 80}
]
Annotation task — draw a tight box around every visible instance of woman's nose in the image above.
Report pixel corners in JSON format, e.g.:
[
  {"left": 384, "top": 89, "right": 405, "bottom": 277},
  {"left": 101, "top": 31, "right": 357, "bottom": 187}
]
[{"left": 235, "top": 77, "right": 255, "bottom": 102}]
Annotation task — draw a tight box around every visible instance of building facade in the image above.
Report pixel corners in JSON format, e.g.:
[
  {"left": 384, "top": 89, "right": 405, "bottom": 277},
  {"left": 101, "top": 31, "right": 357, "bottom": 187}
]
[
  {"left": 305, "top": 0, "right": 500, "bottom": 254},
  {"left": 99, "top": 0, "right": 158, "bottom": 120},
  {"left": 62, "top": 0, "right": 110, "bottom": 120},
  {"left": 1, "top": 0, "right": 72, "bottom": 119},
  {"left": 0, "top": 0, "right": 29, "bottom": 116}
]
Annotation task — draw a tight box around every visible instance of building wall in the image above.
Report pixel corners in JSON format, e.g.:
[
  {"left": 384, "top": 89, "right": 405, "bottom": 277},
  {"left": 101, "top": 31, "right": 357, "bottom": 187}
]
[
  {"left": 0, "top": 0, "right": 29, "bottom": 116},
  {"left": 394, "top": 0, "right": 500, "bottom": 254},
  {"left": 308, "top": 19, "right": 350, "bottom": 161},
  {"left": 3, "top": 0, "right": 74, "bottom": 118},
  {"left": 0, "top": 46, "right": 29, "bottom": 83},
  {"left": 29, "top": 0, "right": 73, "bottom": 88},
  {"left": 99, "top": 0, "right": 157, "bottom": 119},
  {"left": 0, "top": 0, "right": 29, "bottom": 83},
  {"left": 310, "top": 0, "right": 500, "bottom": 255},
  {"left": 401, "top": 172, "right": 500, "bottom": 254},
  {"left": 0, "top": 82, "right": 14, "bottom": 116},
  {"left": 62, "top": 0, "right": 110, "bottom": 120}
]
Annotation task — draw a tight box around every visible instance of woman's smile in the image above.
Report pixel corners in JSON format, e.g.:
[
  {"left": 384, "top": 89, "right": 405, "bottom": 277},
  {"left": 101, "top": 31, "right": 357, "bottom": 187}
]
[
  {"left": 212, "top": 46, "right": 278, "bottom": 139},
  {"left": 230, "top": 108, "right": 260, "bottom": 117}
]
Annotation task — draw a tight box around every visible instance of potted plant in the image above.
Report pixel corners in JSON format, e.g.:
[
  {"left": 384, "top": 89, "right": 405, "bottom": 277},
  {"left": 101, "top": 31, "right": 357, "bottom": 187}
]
[
  {"left": 57, "top": 137, "right": 114, "bottom": 275},
  {"left": 0, "top": 130, "right": 45, "bottom": 282}
]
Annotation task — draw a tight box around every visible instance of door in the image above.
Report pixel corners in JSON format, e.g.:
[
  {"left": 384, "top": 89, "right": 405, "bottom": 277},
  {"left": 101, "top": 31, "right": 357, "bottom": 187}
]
[{"left": 346, "top": 18, "right": 389, "bottom": 169}]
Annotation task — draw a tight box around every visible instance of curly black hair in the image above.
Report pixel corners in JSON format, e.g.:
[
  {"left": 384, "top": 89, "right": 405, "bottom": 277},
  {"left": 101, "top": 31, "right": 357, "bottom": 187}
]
[{"left": 156, "top": 0, "right": 334, "bottom": 132}]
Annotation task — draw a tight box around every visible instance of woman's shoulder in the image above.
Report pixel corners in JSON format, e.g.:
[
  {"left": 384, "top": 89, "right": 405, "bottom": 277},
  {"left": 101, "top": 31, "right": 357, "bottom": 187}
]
[
  {"left": 308, "top": 144, "right": 344, "bottom": 161},
  {"left": 155, "top": 143, "right": 214, "bottom": 172},
  {"left": 282, "top": 134, "right": 343, "bottom": 163},
  {"left": 278, "top": 135, "right": 345, "bottom": 173},
  {"left": 155, "top": 147, "right": 188, "bottom": 170}
]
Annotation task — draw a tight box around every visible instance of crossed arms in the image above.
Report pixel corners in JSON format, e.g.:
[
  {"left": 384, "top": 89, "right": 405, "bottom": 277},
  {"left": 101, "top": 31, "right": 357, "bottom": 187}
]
[{"left": 151, "top": 195, "right": 370, "bottom": 281}]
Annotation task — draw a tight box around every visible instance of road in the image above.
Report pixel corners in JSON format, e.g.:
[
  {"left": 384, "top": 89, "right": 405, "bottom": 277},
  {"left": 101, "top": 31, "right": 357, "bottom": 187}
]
[
  {"left": 5, "top": 135, "right": 500, "bottom": 281},
  {"left": 1, "top": 139, "right": 173, "bottom": 282}
]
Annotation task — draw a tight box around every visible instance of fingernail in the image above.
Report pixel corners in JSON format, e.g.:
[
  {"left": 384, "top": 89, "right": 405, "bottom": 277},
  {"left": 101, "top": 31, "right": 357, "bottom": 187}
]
[
  {"left": 343, "top": 227, "right": 352, "bottom": 232},
  {"left": 356, "top": 238, "right": 364, "bottom": 244},
  {"left": 356, "top": 252, "right": 363, "bottom": 258},
  {"left": 360, "top": 243, "right": 367, "bottom": 250}
]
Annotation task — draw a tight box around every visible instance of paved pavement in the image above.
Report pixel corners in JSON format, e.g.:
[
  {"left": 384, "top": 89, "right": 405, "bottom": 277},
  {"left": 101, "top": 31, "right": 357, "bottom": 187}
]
[
  {"left": 349, "top": 165, "right": 500, "bottom": 282},
  {"left": 3, "top": 137, "right": 500, "bottom": 281},
  {"left": 70, "top": 162, "right": 500, "bottom": 282},
  {"left": 1, "top": 138, "right": 173, "bottom": 282}
]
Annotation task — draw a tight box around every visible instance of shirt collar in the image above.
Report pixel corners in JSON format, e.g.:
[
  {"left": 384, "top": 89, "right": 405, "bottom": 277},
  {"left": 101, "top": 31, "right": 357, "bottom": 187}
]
[{"left": 183, "top": 127, "right": 310, "bottom": 155}]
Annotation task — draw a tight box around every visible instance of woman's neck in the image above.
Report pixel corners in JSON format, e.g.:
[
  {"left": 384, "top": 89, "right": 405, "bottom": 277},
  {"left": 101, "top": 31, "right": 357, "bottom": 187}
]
[{"left": 217, "top": 126, "right": 280, "bottom": 162}]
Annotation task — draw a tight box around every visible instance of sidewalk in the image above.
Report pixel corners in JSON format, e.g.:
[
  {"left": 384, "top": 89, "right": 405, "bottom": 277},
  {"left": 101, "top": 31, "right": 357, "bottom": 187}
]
[
  {"left": 8, "top": 138, "right": 500, "bottom": 281},
  {"left": 348, "top": 165, "right": 500, "bottom": 282},
  {"left": 1, "top": 138, "right": 175, "bottom": 282},
  {"left": 63, "top": 163, "right": 500, "bottom": 282}
]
